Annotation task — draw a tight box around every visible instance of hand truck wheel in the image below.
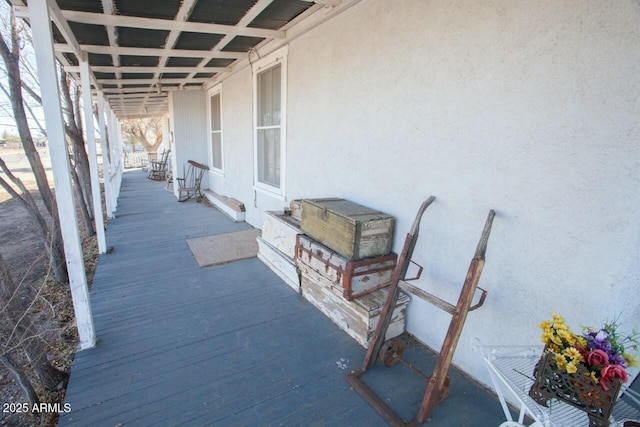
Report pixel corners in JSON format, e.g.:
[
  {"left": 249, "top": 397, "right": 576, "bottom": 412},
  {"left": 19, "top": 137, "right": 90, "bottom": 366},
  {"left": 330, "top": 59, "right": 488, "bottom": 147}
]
[{"left": 379, "top": 339, "right": 404, "bottom": 367}]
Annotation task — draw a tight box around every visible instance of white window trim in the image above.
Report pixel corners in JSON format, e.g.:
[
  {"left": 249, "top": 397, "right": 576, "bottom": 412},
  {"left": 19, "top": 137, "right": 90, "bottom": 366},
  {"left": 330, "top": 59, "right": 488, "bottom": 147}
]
[
  {"left": 207, "top": 83, "right": 224, "bottom": 176},
  {"left": 252, "top": 45, "right": 288, "bottom": 200}
]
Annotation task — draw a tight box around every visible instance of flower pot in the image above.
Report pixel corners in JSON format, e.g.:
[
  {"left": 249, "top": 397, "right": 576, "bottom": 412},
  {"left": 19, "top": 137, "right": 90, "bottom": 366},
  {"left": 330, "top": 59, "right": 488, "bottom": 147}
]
[{"left": 528, "top": 351, "right": 622, "bottom": 427}]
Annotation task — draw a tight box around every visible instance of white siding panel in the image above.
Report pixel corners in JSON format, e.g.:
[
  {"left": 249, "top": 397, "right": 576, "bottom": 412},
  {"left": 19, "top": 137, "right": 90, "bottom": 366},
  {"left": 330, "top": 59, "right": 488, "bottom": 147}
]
[{"left": 170, "top": 90, "right": 209, "bottom": 190}]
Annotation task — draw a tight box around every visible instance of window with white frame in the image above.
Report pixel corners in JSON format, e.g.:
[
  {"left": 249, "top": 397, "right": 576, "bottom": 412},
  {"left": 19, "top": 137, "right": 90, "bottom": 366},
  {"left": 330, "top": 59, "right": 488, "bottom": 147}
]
[
  {"left": 253, "top": 46, "right": 287, "bottom": 196},
  {"left": 208, "top": 87, "right": 223, "bottom": 172}
]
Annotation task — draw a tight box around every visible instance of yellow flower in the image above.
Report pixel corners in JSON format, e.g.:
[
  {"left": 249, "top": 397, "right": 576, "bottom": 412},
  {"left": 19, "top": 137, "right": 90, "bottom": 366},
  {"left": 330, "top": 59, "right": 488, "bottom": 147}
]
[
  {"left": 554, "top": 354, "right": 567, "bottom": 370},
  {"left": 539, "top": 320, "right": 552, "bottom": 330},
  {"left": 585, "top": 371, "right": 599, "bottom": 384},
  {"left": 624, "top": 353, "right": 639, "bottom": 368},
  {"left": 565, "top": 362, "right": 578, "bottom": 374},
  {"left": 558, "top": 329, "right": 574, "bottom": 343},
  {"left": 563, "top": 347, "right": 584, "bottom": 363},
  {"left": 550, "top": 334, "right": 563, "bottom": 346},
  {"left": 554, "top": 322, "right": 569, "bottom": 331},
  {"left": 541, "top": 330, "right": 554, "bottom": 344},
  {"left": 575, "top": 336, "right": 587, "bottom": 348}
]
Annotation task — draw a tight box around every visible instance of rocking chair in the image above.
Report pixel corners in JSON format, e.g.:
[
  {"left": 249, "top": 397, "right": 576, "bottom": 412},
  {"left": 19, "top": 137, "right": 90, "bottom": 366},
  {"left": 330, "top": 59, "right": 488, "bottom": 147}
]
[
  {"left": 177, "top": 160, "right": 209, "bottom": 202},
  {"left": 147, "top": 149, "right": 170, "bottom": 181}
]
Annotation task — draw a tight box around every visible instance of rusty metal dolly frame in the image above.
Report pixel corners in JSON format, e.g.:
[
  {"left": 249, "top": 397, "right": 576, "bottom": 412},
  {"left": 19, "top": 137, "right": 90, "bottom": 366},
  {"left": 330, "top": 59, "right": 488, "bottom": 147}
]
[{"left": 347, "top": 197, "right": 496, "bottom": 426}]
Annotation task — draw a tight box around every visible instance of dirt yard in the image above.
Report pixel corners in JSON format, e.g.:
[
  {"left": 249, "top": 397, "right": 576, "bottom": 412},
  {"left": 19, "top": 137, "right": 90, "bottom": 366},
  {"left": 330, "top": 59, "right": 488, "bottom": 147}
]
[{"left": 0, "top": 147, "right": 97, "bottom": 427}]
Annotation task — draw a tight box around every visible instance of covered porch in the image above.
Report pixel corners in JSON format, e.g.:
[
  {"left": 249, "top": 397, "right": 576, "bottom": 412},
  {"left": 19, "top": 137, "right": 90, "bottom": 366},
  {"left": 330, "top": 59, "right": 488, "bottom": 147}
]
[
  {"left": 59, "top": 170, "right": 507, "bottom": 426},
  {"left": 8, "top": 0, "right": 639, "bottom": 425}
]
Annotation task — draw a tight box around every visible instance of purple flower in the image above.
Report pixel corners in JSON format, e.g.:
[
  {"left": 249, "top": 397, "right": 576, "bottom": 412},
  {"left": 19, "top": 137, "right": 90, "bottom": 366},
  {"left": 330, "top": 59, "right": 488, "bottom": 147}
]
[
  {"left": 584, "top": 330, "right": 614, "bottom": 353},
  {"left": 609, "top": 354, "right": 627, "bottom": 367},
  {"left": 595, "top": 329, "right": 609, "bottom": 342}
]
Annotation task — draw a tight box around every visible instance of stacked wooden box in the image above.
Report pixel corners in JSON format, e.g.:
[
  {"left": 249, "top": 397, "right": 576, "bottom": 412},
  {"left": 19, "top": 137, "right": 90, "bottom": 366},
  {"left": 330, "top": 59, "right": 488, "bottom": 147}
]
[
  {"left": 296, "top": 198, "right": 410, "bottom": 348},
  {"left": 256, "top": 209, "right": 302, "bottom": 293},
  {"left": 296, "top": 234, "right": 397, "bottom": 301}
]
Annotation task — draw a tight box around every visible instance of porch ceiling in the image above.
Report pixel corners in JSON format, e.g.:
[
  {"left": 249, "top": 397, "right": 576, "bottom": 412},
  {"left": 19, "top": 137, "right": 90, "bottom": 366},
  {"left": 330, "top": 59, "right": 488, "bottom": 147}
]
[{"left": 12, "top": 0, "right": 351, "bottom": 119}]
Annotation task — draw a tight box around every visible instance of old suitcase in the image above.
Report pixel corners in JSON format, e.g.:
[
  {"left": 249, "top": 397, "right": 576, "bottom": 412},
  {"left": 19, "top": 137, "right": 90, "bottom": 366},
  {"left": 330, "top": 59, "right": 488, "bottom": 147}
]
[
  {"left": 300, "top": 198, "right": 394, "bottom": 260},
  {"left": 295, "top": 234, "right": 397, "bottom": 300}
]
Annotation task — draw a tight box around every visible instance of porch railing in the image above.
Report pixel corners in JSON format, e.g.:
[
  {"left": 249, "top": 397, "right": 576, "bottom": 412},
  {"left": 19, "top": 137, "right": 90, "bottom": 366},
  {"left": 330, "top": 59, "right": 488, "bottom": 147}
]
[{"left": 123, "top": 151, "right": 149, "bottom": 169}]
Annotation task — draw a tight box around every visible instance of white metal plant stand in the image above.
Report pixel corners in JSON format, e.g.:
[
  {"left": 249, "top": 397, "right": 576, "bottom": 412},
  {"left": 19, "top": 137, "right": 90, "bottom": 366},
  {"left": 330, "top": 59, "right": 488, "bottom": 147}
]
[{"left": 473, "top": 340, "right": 640, "bottom": 427}]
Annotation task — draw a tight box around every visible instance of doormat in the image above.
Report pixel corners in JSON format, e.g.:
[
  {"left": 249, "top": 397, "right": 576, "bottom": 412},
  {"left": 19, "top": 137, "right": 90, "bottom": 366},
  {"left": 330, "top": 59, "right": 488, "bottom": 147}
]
[{"left": 187, "top": 229, "right": 261, "bottom": 267}]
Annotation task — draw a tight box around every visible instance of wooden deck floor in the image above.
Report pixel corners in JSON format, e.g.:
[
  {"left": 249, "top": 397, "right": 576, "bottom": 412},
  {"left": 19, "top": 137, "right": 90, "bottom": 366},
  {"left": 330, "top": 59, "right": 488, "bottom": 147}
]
[{"left": 60, "top": 170, "right": 507, "bottom": 426}]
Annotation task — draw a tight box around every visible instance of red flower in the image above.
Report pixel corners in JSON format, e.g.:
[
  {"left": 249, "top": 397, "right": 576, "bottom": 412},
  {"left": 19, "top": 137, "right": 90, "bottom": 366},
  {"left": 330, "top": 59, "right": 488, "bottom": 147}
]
[
  {"left": 575, "top": 346, "right": 589, "bottom": 359},
  {"left": 600, "top": 365, "right": 628, "bottom": 391},
  {"left": 587, "top": 349, "right": 609, "bottom": 367}
]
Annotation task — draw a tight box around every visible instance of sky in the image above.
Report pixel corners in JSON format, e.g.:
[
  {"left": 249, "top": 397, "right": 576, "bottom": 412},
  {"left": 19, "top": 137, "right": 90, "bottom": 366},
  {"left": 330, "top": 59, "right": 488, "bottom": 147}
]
[
  {"left": 0, "top": 90, "right": 46, "bottom": 140},
  {"left": 0, "top": 103, "right": 27, "bottom": 135},
  {"left": 0, "top": 1, "right": 16, "bottom": 136},
  {"left": 0, "top": 1, "right": 46, "bottom": 139}
]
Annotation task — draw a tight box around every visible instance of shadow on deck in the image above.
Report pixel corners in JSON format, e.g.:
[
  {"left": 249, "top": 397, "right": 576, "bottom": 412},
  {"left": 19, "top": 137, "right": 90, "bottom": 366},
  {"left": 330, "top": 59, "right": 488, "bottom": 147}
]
[{"left": 60, "top": 170, "right": 506, "bottom": 426}]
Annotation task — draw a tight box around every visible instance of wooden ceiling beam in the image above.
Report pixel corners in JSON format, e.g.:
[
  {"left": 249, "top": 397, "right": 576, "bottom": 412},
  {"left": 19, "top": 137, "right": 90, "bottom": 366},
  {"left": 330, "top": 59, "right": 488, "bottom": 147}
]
[
  {"left": 215, "top": 0, "right": 274, "bottom": 52},
  {"left": 100, "top": 87, "right": 172, "bottom": 94},
  {"left": 97, "top": 77, "right": 208, "bottom": 85},
  {"left": 100, "top": 0, "right": 122, "bottom": 89},
  {"left": 111, "top": 103, "right": 166, "bottom": 109},
  {"left": 157, "top": 0, "right": 199, "bottom": 91},
  {"left": 54, "top": 44, "right": 244, "bottom": 60},
  {"left": 67, "top": 65, "right": 224, "bottom": 74},
  {"left": 183, "top": 0, "right": 274, "bottom": 83},
  {"left": 101, "top": 92, "right": 168, "bottom": 98},
  {"left": 55, "top": 9, "right": 284, "bottom": 40},
  {"left": 44, "top": 0, "right": 82, "bottom": 58}
]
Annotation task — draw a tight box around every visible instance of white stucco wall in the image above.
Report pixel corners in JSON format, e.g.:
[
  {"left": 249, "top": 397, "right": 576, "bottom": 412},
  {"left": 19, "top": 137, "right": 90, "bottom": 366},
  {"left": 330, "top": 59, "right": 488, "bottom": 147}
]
[
  {"left": 283, "top": 0, "right": 640, "bottom": 387},
  {"left": 172, "top": 0, "right": 640, "bottom": 390},
  {"left": 215, "top": 70, "right": 294, "bottom": 225}
]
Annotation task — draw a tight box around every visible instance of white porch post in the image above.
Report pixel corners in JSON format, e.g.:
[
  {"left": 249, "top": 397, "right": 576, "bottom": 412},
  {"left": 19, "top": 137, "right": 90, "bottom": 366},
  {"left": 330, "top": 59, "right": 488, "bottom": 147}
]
[
  {"left": 116, "top": 114, "right": 124, "bottom": 194},
  {"left": 116, "top": 114, "right": 124, "bottom": 174},
  {"left": 80, "top": 60, "right": 106, "bottom": 254},
  {"left": 109, "top": 109, "right": 123, "bottom": 199},
  {"left": 105, "top": 108, "right": 119, "bottom": 209},
  {"left": 28, "top": 0, "right": 96, "bottom": 349},
  {"left": 161, "top": 115, "right": 170, "bottom": 153},
  {"left": 96, "top": 92, "right": 115, "bottom": 219}
]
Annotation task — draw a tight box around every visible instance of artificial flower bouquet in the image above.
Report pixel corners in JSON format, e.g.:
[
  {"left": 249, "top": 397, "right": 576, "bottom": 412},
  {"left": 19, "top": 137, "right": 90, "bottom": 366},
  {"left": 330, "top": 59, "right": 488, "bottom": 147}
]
[
  {"left": 539, "top": 314, "right": 638, "bottom": 389},
  {"left": 529, "top": 314, "right": 639, "bottom": 427}
]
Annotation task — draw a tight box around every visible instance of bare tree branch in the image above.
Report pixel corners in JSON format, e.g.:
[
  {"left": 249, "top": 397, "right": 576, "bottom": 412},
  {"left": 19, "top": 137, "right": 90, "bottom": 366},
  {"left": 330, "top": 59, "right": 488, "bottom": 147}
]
[
  {"left": 0, "top": 250, "right": 68, "bottom": 392},
  {"left": 0, "top": 8, "right": 56, "bottom": 219},
  {"left": 19, "top": 78, "right": 41, "bottom": 104},
  {"left": 0, "top": 353, "right": 40, "bottom": 405},
  {"left": 0, "top": 155, "right": 67, "bottom": 281},
  {"left": 121, "top": 117, "right": 164, "bottom": 152}
]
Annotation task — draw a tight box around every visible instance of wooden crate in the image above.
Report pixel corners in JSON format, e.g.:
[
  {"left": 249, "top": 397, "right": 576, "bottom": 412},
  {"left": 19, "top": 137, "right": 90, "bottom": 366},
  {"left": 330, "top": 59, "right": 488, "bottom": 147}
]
[
  {"left": 301, "top": 198, "right": 394, "bottom": 260},
  {"left": 261, "top": 210, "right": 301, "bottom": 259},
  {"left": 301, "top": 269, "right": 409, "bottom": 348},
  {"left": 256, "top": 237, "right": 300, "bottom": 293},
  {"left": 289, "top": 199, "right": 303, "bottom": 222},
  {"left": 258, "top": 211, "right": 302, "bottom": 293},
  {"left": 295, "top": 234, "right": 397, "bottom": 300}
]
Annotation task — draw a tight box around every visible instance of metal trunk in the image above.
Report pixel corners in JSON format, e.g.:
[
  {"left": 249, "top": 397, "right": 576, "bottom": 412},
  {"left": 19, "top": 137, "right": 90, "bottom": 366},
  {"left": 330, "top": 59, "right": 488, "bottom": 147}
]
[{"left": 295, "top": 234, "right": 397, "bottom": 300}]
